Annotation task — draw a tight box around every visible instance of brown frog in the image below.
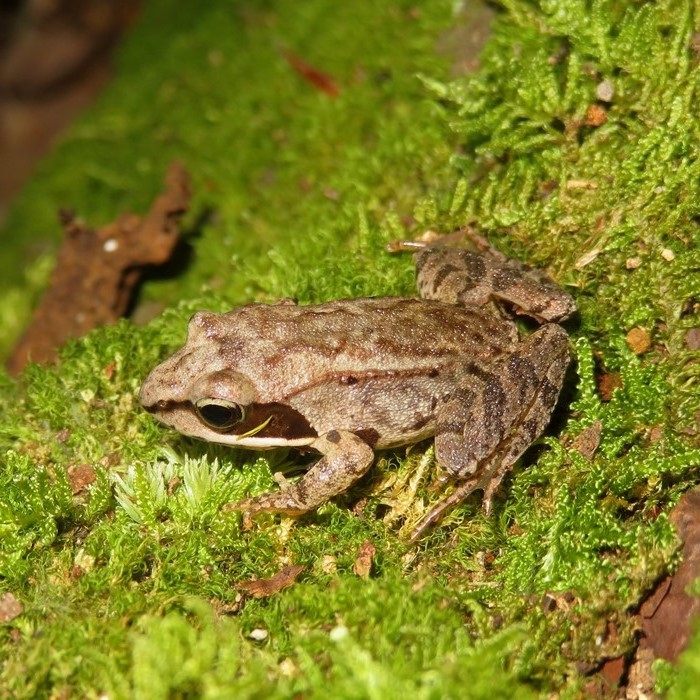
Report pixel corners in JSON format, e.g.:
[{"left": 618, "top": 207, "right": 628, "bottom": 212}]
[{"left": 139, "top": 236, "right": 576, "bottom": 538}]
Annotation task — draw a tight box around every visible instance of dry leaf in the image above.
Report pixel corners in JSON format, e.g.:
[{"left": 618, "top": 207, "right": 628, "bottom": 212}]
[
  {"left": 239, "top": 564, "right": 305, "bottom": 598},
  {"left": 638, "top": 488, "right": 700, "bottom": 660},
  {"left": 67, "top": 463, "right": 96, "bottom": 494},
  {"left": 8, "top": 162, "right": 190, "bottom": 374},
  {"left": 570, "top": 420, "right": 602, "bottom": 460},
  {"left": 353, "top": 540, "right": 376, "bottom": 578},
  {"left": 597, "top": 373, "right": 622, "bottom": 402}
]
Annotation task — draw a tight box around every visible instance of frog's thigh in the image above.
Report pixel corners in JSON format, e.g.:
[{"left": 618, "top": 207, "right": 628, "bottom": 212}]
[
  {"left": 240, "top": 430, "right": 374, "bottom": 515},
  {"left": 435, "top": 324, "right": 570, "bottom": 478}
]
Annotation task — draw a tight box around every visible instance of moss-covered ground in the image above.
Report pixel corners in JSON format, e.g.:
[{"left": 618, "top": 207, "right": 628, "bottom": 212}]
[{"left": 1, "top": 0, "right": 699, "bottom": 697}]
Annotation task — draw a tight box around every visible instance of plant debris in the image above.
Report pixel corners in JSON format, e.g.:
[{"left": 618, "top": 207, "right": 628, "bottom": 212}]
[
  {"left": 282, "top": 49, "right": 340, "bottom": 97},
  {"left": 637, "top": 488, "right": 700, "bottom": 661},
  {"left": 7, "top": 162, "right": 190, "bottom": 375},
  {"left": 626, "top": 327, "right": 652, "bottom": 355},
  {"left": 352, "top": 540, "right": 376, "bottom": 578},
  {"left": 570, "top": 420, "right": 602, "bottom": 461},
  {"left": 238, "top": 564, "right": 305, "bottom": 598},
  {"left": 67, "top": 463, "right": 96, "bottom": 494}
]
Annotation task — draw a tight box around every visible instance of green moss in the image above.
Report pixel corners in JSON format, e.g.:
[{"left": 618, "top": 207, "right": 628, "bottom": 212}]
[{"left": 1, "top": 0, "right": 700, "bottom": 696}]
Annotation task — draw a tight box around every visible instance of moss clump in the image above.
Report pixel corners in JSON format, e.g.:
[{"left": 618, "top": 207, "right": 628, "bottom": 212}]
[{"left": 1, "top": 0, "right": 700, "bottom": 697}]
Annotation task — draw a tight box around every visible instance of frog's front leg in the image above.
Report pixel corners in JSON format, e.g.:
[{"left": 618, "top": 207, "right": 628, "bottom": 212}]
[
  {"left": 412, "top": 323, "right": 570, "bottom": 540},
  {"left": 233, "top": 430, "right": 375, "bottom": 516}
]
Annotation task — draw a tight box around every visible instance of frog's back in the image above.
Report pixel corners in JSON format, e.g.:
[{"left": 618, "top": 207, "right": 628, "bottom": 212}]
[{"left": 221, "top": 297, "right": 516, "bottom": 401}]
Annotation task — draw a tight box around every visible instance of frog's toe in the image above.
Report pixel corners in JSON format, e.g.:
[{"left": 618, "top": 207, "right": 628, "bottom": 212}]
[{"left": 226, "top": 493, "right": 309, "bottom": 517}]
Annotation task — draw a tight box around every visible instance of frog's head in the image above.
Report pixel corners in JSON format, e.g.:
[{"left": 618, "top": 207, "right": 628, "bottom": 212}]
[{"left": 139, "top": 311, "right": 258, "bottom": 444}]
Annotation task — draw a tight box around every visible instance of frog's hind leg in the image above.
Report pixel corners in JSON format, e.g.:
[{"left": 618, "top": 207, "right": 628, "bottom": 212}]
[
  {"left": 413, "top": 243, "right": 576, "bottom": 323},
  {"left": 233, "top": 430, "right": 374, "bottom": 517},
  {"left": 413, "top": 324, "right": 570, "bottom": 540}
]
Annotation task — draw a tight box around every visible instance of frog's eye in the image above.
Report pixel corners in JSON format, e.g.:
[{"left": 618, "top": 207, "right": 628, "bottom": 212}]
[{"left": 194, "top": 399, "right": 245, "bottom": 430}]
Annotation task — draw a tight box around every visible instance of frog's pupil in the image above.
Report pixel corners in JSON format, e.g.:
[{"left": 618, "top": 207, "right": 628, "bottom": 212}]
[{"left": 197, "top": 402, "right": 242, "bottom": 429}]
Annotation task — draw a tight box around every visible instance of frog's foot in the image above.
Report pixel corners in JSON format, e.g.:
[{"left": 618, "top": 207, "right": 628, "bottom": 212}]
[
  {"left": 407, "top": 459, "right": 512, "bottom": 542},
  {"left": 408, "top": 475, "right": 480, "bottom": 542},
  {"left": 410, "top": 324, "right": 570, "bottom": 540},
  {"left": 230, "top": 430, "right": 375, "bottom": 518},
  {"left": 390, "top": 230, "right": 576, "bottom": 323},
  {"left": 386, "top": 227, "right": 476, "bottom": 253}
]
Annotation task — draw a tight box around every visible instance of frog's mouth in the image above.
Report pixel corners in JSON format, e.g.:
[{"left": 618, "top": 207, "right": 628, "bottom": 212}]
[{"left": 143, "top": 399, "right": 318, "bottom": 449}]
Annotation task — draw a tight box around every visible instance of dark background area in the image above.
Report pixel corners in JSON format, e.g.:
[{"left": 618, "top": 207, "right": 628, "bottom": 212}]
[{"left": 0, "top": 0, "right": 141, "bottom": 221}]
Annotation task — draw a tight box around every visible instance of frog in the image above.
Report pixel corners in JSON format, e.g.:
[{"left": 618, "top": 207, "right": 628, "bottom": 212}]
[{"left": 139, "top": 234, "right": 576, "bottom": 538}]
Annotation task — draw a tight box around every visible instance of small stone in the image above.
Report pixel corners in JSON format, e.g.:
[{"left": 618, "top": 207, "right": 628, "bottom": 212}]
[
  {"left": 661, "top": 248, "right": 675, "bottom": 261},
  {"left": 279, "top": 658, "right": 298, "bottom": 677},
  {"left": 596, "top": 79, "right": 615, "bottom": 102},
  {"left": 686, "top": 328, "right": 700, "bottom": 351},
  {"left": 248, "top": 628, "right": 268, "bottom": 642},
  {"left": 625, "top": 257, "right": 642, "bottom": 270}
]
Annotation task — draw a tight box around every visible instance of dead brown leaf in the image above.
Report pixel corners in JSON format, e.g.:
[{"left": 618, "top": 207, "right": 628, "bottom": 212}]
[
  {"left": 7, "top": 162, "right": 190, "bottom": 374},
  {"left": 638, "top": 488, "right": 700, "bottom": 661},
  {"left": 353, "top": 540, "right": 376, "bottom": 578},
  {"left": 239, "top": 564, "right": 305, "bottom": 598},
  {"left": 570, "top": 420, "right": 602, "bottom": 460},
  {"left": 686, "top": 327, "right": 700, "bottom": 351},
  {"left": 597, "top": 373, "right": 622, "bottom": 402},
  {"left": 282, "top": 49, "right": 340, "bottom": 97},
  {"left": 67, "top": 463, "right": 96, "bottom": 494}
]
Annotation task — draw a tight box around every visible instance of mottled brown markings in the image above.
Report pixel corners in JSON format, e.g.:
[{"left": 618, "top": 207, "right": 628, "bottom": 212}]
[
  {"left": 466, "top": 329, "right": 485, "bottom": 346},
  {"left": 447, "top": 384, "right": 475, "bottom": 405},
  {"left": 493, "top": 268, "right": 519, "bottom": 292},
  {"left": 524, "top": 298, "right": 549, "bottom": 314},
  {"left": 414, "top": 250, "right": 430, "bottom": 275},
  {"left": 326, "top": 430, "right": 341, "bottom": 444},
  {"left": 538, "top": 378, "right": 560, "bottom": 408},
  {"left": 507, "top": 355, "right": 538, "bottom": 400},
  {"left": 437, "top": 419, "right": 465, "bottom": 435},
  {"left": 411, "top": 415, "right": 431, "bottom": 431},
  {"left": 478, "top": 375, "right": 507, "bottom": 437},
  {"left": 430, "top": 263, "right": 461, "bottom": 295},
  {"left": 463, "top": 251, "right": 487, "bottom": 281},
  {"left": 520, "top": 417, "right": 540, "bottom": 442},
  {"left": 142, "top": 398, "right": 181, "bottom": 413},
  {"left": 282, "top": 364, "right": 452, "bottom": 402}
]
